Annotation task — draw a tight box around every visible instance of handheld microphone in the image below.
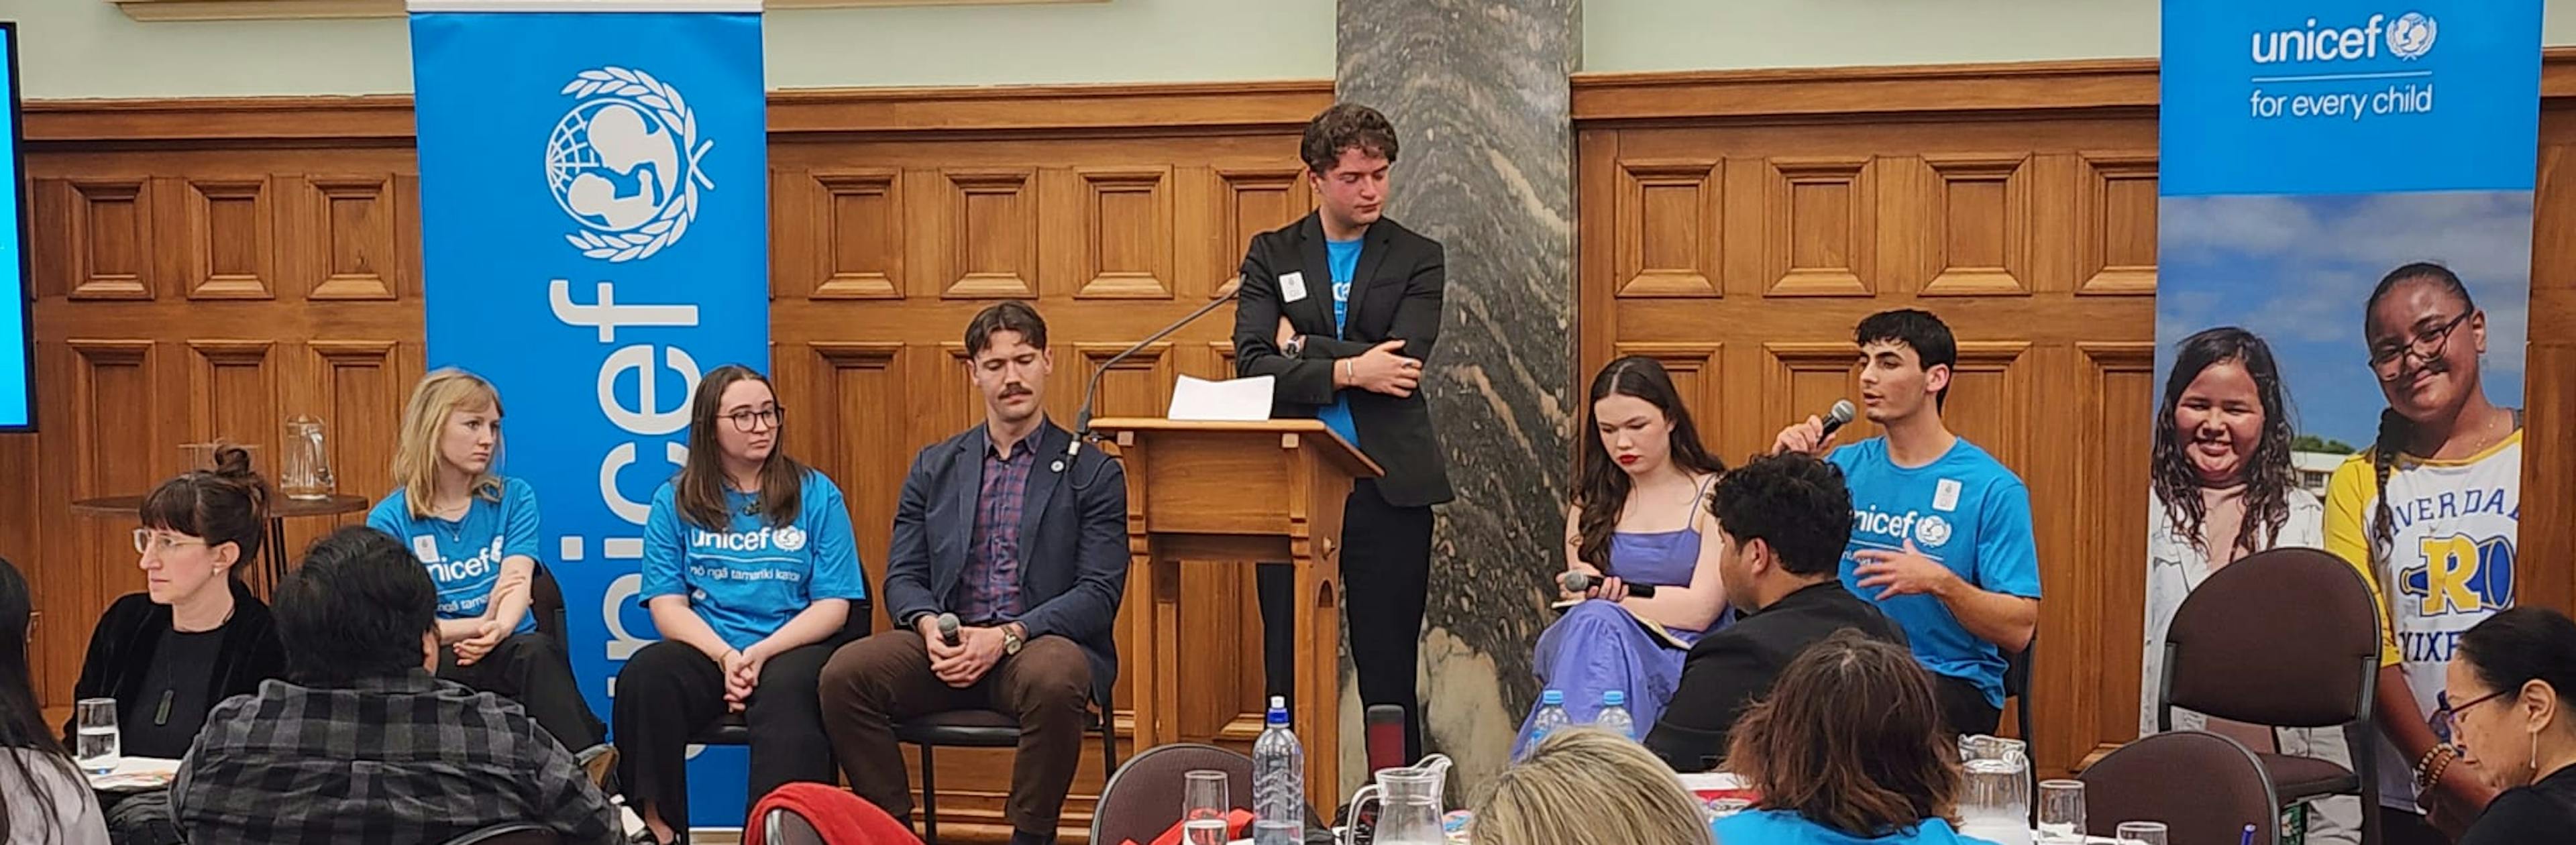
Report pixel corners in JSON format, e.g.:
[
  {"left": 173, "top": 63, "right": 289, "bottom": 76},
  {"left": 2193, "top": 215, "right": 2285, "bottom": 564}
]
[
  {"left": 935, "top": 612, "right": 962, "bottom": 647},
  {"left": 1819, "top": 399, "right": 1856, "bottom": 439},
  {"left": 1560, "top": 570, "right": 1658, "bottom": 598},
  {"left": 1072, "top": 278, "right": 1244, "bottom": 457}
]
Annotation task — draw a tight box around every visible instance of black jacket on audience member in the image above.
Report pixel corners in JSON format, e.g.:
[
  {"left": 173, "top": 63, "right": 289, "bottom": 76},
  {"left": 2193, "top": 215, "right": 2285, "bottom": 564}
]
[
  {"left": 1644, "top": 580, "right": 1908, "bottom": 772},
  {"left": 64, "top": 579, "right": 285, "bottom": 744}
]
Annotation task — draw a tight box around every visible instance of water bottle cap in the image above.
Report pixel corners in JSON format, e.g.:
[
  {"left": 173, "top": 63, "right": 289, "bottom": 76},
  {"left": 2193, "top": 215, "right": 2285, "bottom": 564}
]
[
  {"left": 1603, "top": 690, "right": 1625, "bottom": 706},
  {"left": 1265, "top": 695, "right": 1290, "bottom": 724},
  {"left": 1541, "top": 689, "right": 1564, "bottom": 705}
]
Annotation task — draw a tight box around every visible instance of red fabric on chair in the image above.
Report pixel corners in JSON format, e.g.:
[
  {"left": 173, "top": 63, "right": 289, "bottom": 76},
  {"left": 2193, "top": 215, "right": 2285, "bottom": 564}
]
[
  {"left": 1123, "top": 809, "right": 1252, "bottom": 845},
  {"left": 744, "top": 783, "right": 924, "bottom": 845}
]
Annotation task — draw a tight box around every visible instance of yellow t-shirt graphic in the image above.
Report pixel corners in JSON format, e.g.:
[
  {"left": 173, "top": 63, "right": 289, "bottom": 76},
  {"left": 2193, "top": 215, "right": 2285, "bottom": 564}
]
[{"left": 2322, "top": 429, "right": 2521, "bottom": 813}]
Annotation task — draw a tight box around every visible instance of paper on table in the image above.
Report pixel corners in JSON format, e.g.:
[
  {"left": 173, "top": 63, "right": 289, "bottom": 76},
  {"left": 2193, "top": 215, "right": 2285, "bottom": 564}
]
[
  {"left": 1168, "top": 374, "right": 1273, "bottom": 422},
  {"left": 87, "top": 756, "right": 181, "bottom": 792}
]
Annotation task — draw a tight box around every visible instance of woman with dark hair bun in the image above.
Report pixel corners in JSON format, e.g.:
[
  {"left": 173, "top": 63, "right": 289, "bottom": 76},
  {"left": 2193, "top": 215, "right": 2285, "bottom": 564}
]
[
  {"left": 2443, "top": 607, "right": 2576, "bottom": 844},
  {"left": 65, "top": 445, "right": 286, "bottom": 844}
]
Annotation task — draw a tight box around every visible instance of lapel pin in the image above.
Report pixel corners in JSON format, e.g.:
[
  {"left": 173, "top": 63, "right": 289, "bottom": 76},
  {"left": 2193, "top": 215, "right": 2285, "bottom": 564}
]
[{"left": 1051, "top": 460, "right": 1065, "bottom": 473}]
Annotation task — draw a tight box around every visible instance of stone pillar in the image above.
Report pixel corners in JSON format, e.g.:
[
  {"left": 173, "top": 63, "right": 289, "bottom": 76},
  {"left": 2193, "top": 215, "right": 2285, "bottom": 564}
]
[{"left": 1336, "top": 0, "right": 1580, "bottom": 797}]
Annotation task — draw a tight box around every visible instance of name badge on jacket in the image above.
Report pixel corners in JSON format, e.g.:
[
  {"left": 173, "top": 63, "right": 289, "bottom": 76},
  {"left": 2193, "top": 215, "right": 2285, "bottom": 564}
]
[{"left": 1279, "top": 271, "right": 1309, "bottom": 303}]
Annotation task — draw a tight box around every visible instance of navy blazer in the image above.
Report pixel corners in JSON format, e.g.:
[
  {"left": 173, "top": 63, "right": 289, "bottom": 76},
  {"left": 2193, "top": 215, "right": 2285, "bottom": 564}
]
[{"left": 881, "top": 419, "right": 1129, "bottom": 700}]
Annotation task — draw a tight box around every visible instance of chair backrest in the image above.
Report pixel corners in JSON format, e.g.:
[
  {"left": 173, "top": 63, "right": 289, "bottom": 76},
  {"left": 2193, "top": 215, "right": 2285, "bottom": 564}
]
[
  {"left": 2080, "top": 731, "right": 2278, "bottom": 845},
  {"left": 749, "top": 783, "right": 923, "bottom": 845},
  {"left": 763, "top": 807, "right": 829, "bottom": 845},
  {"left": 2162, "top": 547, "right": 2379, "bottom": 728},
  {"left": 1091, "top": 743, "right": 1254, "bottom": 845},
  {"left": 441, "top": 823, "right": 560, "bottom": 845},
  {"left": 531, "top": 563, "right": 568, "bottom": 639}
]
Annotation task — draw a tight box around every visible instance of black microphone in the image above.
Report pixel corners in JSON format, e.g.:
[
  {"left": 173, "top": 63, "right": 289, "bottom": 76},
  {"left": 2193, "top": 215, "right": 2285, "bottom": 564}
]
[
  {"left": 1819, "top": 399, "right": 1856, "bottom": 439},
  {"left": 1071, "top": 278, "right": 1244, "bottom": 458},
  {"left": 935, "top": 612, "right": 962, "bottom": 647},
  {"left": 1561, "top": 570, "right": 1658, "bottom": 598}
]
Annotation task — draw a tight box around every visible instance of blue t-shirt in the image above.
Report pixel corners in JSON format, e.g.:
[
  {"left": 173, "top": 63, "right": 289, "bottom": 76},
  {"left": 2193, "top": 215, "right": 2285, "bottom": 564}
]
[
  {"left": 1316, "top": 237, "right": 1363, "bottom": 448},
  {"left": 639, "top": 469, "right": 869, "bottom": 651},
  {"left": 1828, "top": 437, "right": 2042, "bottom": 708},
  {"left": 1712, "top": 809, "right": 1996, "bottom": 845},
  {"left": 366, "top": 477, "right": 542, "bottom": 634}
]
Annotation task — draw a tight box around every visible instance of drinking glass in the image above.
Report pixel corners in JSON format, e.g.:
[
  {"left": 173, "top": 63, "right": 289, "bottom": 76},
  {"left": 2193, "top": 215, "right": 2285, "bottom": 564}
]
[
  {"left": 74, "top": 697, "right": 120, "bottom": 775},
  {"left": 2037, "top": 779, "right": 2086, "bottom": 843},
  {"left": 1182, "top": 769, "right": 1230, "bottom": 845},
  {"left": 2116, "top": 821, "right": 2170, "bottom": 845}
]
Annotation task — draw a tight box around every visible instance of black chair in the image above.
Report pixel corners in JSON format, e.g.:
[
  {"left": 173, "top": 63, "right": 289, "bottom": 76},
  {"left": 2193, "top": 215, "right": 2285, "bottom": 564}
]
[
  {"left": 904, "top": 687, "right": 1120, "bottom": 844},
  {"left": 2081, "top": 730, "right": 2280, "bottom": 845},
  {"left": 688, "top": 600, "right": 876, "bottom": 747},
  {"left": 1089, "top": 743, "right": 1250, "bottom": 845},
  {"left": 441, "top": 823, "right": 561, "bottom": 845},
  {"left": 2157, "top": 547, "right": 2381, "bottom": 845}
]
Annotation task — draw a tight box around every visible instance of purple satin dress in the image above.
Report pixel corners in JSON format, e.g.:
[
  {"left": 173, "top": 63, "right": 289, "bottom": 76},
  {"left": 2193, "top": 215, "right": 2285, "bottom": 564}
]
[{"left": 1515, "top": 526, "right": 1725, "bottom": 757}]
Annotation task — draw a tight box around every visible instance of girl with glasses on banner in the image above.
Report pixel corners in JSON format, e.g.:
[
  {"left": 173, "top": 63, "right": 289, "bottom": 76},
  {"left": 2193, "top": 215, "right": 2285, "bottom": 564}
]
[
  {"left": 614, "top": 364, "right": 867, "bottom": 845},
  {"left": 66, "top": 447, "right": 285, "bottom": 845},
  {"left": 2141, "top": 327, "right": 2357, "bottom": 845},
  {"left": 366, "top": 369, "right": 606, "bottom": 756},
  {"left": 2323, "top": 262, "right": 2524, "bottom": 843}
]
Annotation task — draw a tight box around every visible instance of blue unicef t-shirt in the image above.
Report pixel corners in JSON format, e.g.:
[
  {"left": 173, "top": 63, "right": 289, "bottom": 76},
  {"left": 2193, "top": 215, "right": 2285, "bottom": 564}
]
[
  {"left": 366, "top": 477, "right": 542, "bottom": 634},
  {"left": 1828, "top": 437, "right": 2042, "bottom": 708},
  {"left": 640, "top": 469, "right": 869, "bottom": 651},
  {"left": 1317, "top": 237, "right": 1362, "bottom": 448}
]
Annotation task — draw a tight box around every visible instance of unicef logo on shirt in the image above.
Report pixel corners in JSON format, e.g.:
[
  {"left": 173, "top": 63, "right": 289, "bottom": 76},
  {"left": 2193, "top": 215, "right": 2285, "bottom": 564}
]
[
  {"left": 2386, "top": 12, "right": 2436, "bottom": 60},
  {"left": 1915, "top": 514, "right": 1954, "bottom": 549},
  {"left": 545, "top": 66, "right": 716, "bottom": 263},
  {"left": 773, "top": 526, "right": 808, "bottom": 553}
]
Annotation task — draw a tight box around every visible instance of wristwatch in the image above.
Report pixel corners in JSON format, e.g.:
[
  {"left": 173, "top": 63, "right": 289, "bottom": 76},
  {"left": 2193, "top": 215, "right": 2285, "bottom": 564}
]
[
  {"left": 1002, "top": 625, "right": 1025, "bottom": 657},
  {"left": 1282, "top": 335, "right": 1305, "bottom": 356}
]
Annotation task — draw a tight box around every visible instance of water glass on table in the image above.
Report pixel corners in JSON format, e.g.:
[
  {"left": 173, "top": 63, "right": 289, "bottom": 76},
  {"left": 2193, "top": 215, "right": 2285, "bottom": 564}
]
[
  {"left": 2036, "top": 779, "right": 2086, "bottom": 843},
  {"left": 2114, "top": 821, "right": 2169, "bottom": 845},
  {"left": 1183, "top": 769, "right": 1230, "bottom": 845},
  {"left": 74, "top": 697, "right": 120, "bottom": 775}
]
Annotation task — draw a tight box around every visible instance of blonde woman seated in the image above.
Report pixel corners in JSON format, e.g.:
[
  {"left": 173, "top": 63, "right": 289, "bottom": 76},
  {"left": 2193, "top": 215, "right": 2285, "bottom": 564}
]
[
  {"left": 1716, "top": 630, "right": 1992, "bottom": 845},
  {"left": 1476, "top": 727, "right": 1715, "bottom": 845}
]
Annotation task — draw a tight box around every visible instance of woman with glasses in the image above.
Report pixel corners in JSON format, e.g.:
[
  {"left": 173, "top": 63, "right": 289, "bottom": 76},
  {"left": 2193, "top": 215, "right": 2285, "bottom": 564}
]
[
  {"left": 614, "top": 364, "right": 867, "bottom": 845},
  {"left": 2322, "top": 262, "right": 2522, "bottom": 842},
  {"left": 2440, "top": 607, "right": 2576, "bottom": 844},
  {"left": 366, "top": 369, "right": 606, "bottom": 755},
  {"left": 66, "top": 446, "right": 284, "bottom": 845}
]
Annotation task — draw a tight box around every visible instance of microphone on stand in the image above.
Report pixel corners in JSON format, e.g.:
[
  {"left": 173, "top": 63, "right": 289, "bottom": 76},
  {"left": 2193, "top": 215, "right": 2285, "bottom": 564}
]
[
  {"left": 1070, "top": 278, "right": 1244, "bottom": 459},
  {"left": 935, "top": 613, "right": 962, "bottom": 647},
  {"left": 1560, "top": 570, "right": 1658, "bottom": 598}
]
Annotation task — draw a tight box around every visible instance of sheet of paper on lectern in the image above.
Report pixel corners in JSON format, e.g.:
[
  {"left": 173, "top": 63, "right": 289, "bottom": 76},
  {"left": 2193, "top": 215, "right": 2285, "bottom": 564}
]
[{"left": 1167, "top": 374, "right": 1273, "bottom": 422}]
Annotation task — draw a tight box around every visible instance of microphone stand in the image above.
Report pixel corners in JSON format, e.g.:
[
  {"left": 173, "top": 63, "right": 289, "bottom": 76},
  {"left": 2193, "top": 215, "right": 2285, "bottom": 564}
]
[{"left": 1070, "top": 282, "right": 1244, "bottom": 458}]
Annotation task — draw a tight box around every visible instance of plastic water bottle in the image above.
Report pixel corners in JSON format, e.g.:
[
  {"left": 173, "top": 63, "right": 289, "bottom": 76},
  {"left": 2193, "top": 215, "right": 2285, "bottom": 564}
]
[
  {"left": 1529, "top": 689, "right": 1571, "bottom": 745},
  {"left": 1595, "top": 689, "right": 1636, "bottom": 740},
  {"left": 1252, "top": 695, "right": 1304, "bottom": 845}
]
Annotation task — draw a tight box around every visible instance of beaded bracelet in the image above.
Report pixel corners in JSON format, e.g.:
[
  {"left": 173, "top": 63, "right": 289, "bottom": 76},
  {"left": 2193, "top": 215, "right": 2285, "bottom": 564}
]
[{"left": 2415, "top": 744, "right": 2458, "bottom": 792}]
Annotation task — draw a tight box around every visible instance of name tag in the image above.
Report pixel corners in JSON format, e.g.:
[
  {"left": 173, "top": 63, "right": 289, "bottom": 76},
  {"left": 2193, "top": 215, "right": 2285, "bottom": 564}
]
[
  {"left": 1933, "top": 478, "right": 1963, "bottom": 512},
  {"left": 413, "top": 534, "right": 443, "bottom": 563},
  {"left": 1279, "top": 271, "right": 1309, "bottom": 303}
]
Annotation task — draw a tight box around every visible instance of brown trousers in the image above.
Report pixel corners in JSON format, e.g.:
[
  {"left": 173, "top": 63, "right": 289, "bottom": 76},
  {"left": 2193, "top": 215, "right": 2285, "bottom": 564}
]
[{"left": 819, "top": 630, "right": 1092, "bottom": 838}]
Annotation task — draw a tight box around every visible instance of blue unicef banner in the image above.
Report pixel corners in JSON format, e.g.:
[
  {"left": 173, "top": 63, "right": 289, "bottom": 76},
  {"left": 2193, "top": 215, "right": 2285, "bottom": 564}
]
[
  {"left": 411, "top": 2, "right": 767, "bottom": 828},
  {"left": 2149, "top": 2, "right": 2536, "bottom": 836}
]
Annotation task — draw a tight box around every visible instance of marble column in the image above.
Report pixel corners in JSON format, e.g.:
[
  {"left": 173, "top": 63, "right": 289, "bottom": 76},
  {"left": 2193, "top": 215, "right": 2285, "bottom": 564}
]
[{"left": 1336, "top": 0, "right": 1580, "bottom": 799}]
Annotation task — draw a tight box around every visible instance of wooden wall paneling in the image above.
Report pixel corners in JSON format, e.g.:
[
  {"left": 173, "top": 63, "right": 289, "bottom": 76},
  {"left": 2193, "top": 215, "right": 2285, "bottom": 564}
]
[
  {"left": 2071, "top": 342, "right": 2155, "bottom": 768},
  {"left": 806, "top": 341, "right": 905, "bottom": 612},
  {"left": 1614, "top": 158, "right": 1722, "bottom": 298},
  {"left": 939, "top": 168, "right": 1040, "bottom": 300},
  {"left": 300, "top": 174, "right": 405, "bottom": 301},
  {"left": 1917, "top": 154, "right": 2033, "bottom": 296},
  {"left": 1762, "top": 156, "right": 1878, "bottom": 297},
  {"left": 1213, "top": 166, "right": 1310, "bottom": 300},
  {"left": 49, "top": 339, "right": 163, "bottom": 703},
  {"left": 180, "top": 176, "right": 277, "bottom": 300},
  {"left": 61, "top": 178, "right": 154, "bottom": 300},
  {"left": 2074, "top": 151, "right": 2160, "bottom": 296},
  {"left": 2526, "top": 125, "right": 2576, "bottom": 613},
  {"left": 303, "top": 339, "right": 411, "bottom": 554},
  {"left": 808, "top": 168, "right": 905, "bottom": 300},
  {"left": 1068, "top": 166, "right": 1176, "bottom": 300},
  {"left": 186, "top": 339, "right": 280, "bottom": 449}
]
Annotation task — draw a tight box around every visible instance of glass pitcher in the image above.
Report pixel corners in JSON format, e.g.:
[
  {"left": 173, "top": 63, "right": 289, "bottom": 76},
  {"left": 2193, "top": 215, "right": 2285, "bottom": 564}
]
[
  {"left": 1342, "top": 754, "right": 1450, "bottom": 845},
  {"left": 279, "top": 416, "right": 336, "bottom": 501},
  {"left": 1957, "top": 735, "right": 2034, "bottom": 845}
]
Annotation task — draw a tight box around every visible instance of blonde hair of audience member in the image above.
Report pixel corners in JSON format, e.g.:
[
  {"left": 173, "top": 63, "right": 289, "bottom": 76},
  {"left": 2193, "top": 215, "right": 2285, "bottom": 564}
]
[
  {"left": 391, "top": 368, "right": 507, "bottom": 519},
  {"left": 1725, "top": 629, "right": 1962, "bottom": 837},
  {"left": 1476, "top": 727, "right": 1715, "bottom": 845}
]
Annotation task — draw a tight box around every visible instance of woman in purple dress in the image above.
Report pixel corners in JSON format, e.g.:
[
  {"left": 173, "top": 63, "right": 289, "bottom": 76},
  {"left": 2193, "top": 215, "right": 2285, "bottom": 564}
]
[{"left": 1516, "top": 357, "right": 1731, "bottom": 756}]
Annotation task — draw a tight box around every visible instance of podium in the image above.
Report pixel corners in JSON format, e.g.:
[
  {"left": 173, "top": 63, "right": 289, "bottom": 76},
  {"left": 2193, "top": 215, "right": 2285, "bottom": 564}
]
[{"left": 1089, "top": 418, "right": 1381, "bottom": 813}]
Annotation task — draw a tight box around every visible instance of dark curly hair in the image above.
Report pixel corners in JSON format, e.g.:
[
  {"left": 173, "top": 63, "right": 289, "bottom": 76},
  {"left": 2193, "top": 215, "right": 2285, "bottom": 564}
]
[
  {"left": 2151, "top": 327, "right": 2298, "bottom": 559},
  {"left": 1299, "top": 103, "right": 1399, "bottom": 174}
]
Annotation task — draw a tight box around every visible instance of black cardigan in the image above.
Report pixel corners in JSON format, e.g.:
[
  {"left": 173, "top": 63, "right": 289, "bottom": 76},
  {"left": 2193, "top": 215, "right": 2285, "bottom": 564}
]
[{"left": 62, "top": 578, "right": 286, "bottom": 742}]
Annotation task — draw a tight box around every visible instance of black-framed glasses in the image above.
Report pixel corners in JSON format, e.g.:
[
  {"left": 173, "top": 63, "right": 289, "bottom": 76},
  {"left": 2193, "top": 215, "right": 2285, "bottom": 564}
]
[
  {"left": 2431, "top": 687, "right": 2511, "bottom": 744},
  {"left": 724, "top": 405, "right": 784, "bottom": 433},
  {"left": 2368, "top": 311, "right": 2471, "bottom": 380}
]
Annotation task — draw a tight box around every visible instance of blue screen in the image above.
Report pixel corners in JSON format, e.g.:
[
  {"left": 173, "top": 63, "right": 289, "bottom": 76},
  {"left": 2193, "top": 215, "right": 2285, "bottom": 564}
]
[{"left": 0, "top": 27, "right": 25, "bottom": 431}]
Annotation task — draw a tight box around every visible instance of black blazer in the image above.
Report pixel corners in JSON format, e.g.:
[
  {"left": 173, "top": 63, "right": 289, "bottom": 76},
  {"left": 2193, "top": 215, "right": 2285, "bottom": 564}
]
[
  {"left": 880, "top": 419, "right": 1130, "bottom": 701},
  {"left": 1232, "top": 212, "right": 1454, "bottom": 508},
  {"left": 1643, "top": 580, "right": 1907, "bottom": 772},
  {"left": 65, "top": 578, "right": 286, "bottom": 740}
]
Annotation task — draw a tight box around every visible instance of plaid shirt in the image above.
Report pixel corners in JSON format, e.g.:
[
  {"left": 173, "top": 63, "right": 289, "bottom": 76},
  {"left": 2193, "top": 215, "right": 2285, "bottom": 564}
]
[
  {"left": 957, "top": 429, "right": 1037, "bottom": 623},
  {"left": 170, "top": 671, "right": 619, "bottom": 845}
]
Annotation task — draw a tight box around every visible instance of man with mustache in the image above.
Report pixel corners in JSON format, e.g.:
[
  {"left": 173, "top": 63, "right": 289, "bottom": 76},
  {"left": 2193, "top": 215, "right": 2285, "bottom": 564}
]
[
  {"left": 1232, "top": 102, "right": 1454, "bottom": 762},
  {"left": 818, "top": 301, "right": 1130, "bottom": 845}
]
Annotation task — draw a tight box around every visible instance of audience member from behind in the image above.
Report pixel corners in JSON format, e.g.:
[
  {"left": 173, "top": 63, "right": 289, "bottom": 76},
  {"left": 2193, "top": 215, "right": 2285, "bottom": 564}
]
[
  {"left": 68, "top": 445, "right": 286, "bottom": 844},
  {"left": 1643, "top": 452, "right": 1904, "bottom": 773},
  {"left": 1713, "top": 630, "right": 1978, "bottom": 845},
  {"left": 1476, "top": 727, "right": 1714, "bottom": 845},
  {"left": 2445, "top": 607, "right": 2576, "bottom": 844},
  {"left": 170, "top": 527, "right": 618, "bottom": 845},
  {"left": 0, "top": 556, "right": 109, "bottom": 845}
]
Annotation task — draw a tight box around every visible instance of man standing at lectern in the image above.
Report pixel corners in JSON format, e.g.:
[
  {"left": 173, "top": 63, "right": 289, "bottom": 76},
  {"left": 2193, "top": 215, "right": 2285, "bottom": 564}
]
[{"left": 1233, "top": 103, "right": 1452, "bottom": 762}]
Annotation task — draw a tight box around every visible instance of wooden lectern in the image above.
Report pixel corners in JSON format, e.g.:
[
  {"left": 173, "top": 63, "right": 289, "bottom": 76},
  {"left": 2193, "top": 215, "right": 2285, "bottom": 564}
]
[{"left": 1089, "top": 418, "right": 1381, "bottom": 813}]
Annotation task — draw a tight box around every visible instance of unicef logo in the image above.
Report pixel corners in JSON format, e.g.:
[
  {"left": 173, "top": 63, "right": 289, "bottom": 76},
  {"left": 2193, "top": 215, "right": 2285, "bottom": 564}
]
[
  {"left": 545, "top": 66, "right": 715, "bottom": 263},
  {"left": 773, "top": 526, "right": 808, "bottom": 553},
  {"left": 2387, "top": 12, "right": 2436, "bottom": 60},
  {"left": 1915, "top": 514, "right": 1953, "bottom": 549}
]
